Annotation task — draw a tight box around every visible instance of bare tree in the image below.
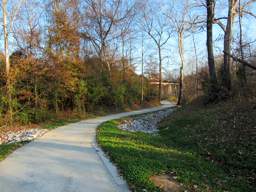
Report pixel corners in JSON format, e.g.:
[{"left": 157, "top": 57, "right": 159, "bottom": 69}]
[
  {"left": 1, "top": 0, "right": 26, "bottom": 123},
  {"left": 236, "top": 0, "right": 256, "bottom": 84},
  {"left": 12, "top": 0, "right": 45, "bottom": 54},
  {"left": 222, "top": 0, "right": 238, "bottom": 90},
  {"left": 191, "top": 31, "right": 199, "bottom": 97},
  {"left": 214, "top": 0, "right": 256, "bottom": 90},
  {"left": 2, "top": 0, "right": 9, "bottom": 76},
  {"left": 234, "top": 0, "right": 247, "bottom": 86},
  {"left": 141, "top": 32, "right": 144, "bottom": 104},
  {"left": 119, "top": 21, "right": 134, "bottom": 82},
  {"left": 167, "top": 0, "right": 191, "bottom": 105},
  {"left": 206, "top": 0, "right": 218, "bottom": 95},
  {"left": 143, "top": 10, "right": 171, "bottom": 102},
  {"left": 82, "top": 0, "right": 135, "bottom": 76}
]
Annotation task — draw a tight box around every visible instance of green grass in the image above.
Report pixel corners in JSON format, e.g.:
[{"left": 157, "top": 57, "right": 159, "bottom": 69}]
[
  {"left": 0, "top": 142, "right": 28, "bottom": 161},
  {"left": 97, "top": 101, "right": 255, "bottom": 192}
]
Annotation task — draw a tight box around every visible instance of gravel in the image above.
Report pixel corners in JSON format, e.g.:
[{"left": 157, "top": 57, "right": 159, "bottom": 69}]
[
  {"left": 118, "top": 108, "right": 173, "bottom": 133},
  {"left": 0, "top": 129, "right": 48, "bottom": 144}
]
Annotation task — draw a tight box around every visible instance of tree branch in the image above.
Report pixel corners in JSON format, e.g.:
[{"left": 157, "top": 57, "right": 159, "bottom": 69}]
[
  {"left": 224, "top": 51, "right": 256, "bottom": 70},
  {"left": 213, "top": 19, "right": 226, "bottom": 32},
  {"left": 242, "top": 10, "right": 256, "bottom": 18}
]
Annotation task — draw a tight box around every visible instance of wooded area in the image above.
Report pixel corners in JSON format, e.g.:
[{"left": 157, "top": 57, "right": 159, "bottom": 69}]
[{"left": 0, "top": 0, "right": 255, "bottom": 127}]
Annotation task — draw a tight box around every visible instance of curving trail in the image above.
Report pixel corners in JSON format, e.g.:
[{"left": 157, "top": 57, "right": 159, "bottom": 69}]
[{"left": 0, "top": 103, "right": 174, "bottom": 192}]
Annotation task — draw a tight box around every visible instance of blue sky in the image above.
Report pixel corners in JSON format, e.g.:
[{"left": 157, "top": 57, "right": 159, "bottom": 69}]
[
  {"left": 132, "top": 0, "right": 256, "bottom": 77},
  {"left": 0, "top": 0, "right": 255, "bottom": 78}
]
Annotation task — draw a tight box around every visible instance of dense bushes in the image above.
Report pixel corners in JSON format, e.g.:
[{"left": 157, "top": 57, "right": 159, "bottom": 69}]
[{"left": 0, "top": 54, "right": 156, "bottom": 126}]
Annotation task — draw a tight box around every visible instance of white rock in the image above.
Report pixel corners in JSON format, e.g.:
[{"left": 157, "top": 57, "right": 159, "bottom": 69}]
[
  {"left": 0, "top": 128, "right": 48, "bottom": 144},
  {"left": 118, "top": 108, "right": 173, "bottom": 133}
]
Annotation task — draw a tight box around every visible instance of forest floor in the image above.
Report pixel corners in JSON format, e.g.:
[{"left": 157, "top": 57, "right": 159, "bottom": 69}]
[{"left": 97, "top": 99, "right": 256, "bottom": 192}]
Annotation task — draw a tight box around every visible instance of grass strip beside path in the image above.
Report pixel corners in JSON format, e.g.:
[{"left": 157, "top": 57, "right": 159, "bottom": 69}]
[
  {"left": 0, "top": 142, "right": 28, "bottom": 161},
  {"left": 97, "top": 103, "right": 255, "bottom": 192}
]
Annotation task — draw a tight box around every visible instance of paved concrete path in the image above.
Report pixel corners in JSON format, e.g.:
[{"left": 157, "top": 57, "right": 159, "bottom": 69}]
[{"left": 0, "top": 104, "right": 174, "bottom": 192}]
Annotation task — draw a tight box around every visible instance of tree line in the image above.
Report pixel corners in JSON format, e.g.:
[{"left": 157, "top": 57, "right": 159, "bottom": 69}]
[
  {"left": 206, "top": 0, "right": 256, "bottom": 102},
  {"left": 0, "top": 0, "right": 255, "bottom": 126}
]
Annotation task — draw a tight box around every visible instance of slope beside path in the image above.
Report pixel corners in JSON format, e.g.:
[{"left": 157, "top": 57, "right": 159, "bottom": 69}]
[{"left": 0, "top": 103, "right": 174, "bottom": 192}]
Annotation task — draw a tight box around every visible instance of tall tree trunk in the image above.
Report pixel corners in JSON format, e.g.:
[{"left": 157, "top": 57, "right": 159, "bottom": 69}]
[
  {"left": 192, "top": 33, "right": 199, "bottom": 97},
  {"left": 141, "top": 34, "right": 144, "bottom": 104},
  {"left": 158, "top": 45, "right": 162, "bottom": 103},
  {"left": 100, "top": 43, "right": 111, "bottom": 77},
  {"left": 237, "top": 0, "right": 246, "bottom": 85},
  {"left": 206, "top": 0, "right": 218, "bottom": 95},
  {"left": 3, "top": 0, "right": 9, "bottom": 76},
  {"left": 222, "top": 0, "right": 238, "bottom": 91},
  {"left": 34, "top": 75, "right": 39, "bottom": 120},
  {"left": 2, "top": 0, "right": 13, "bottom": 124},
  {"left": 129, "top": 39, "right": 132, "bottom": 66},
  {"left": 177, "top": 32, "right": 184, "bottom": 105},
  {"left": 54, "top": 81, "right": 59, "bottom": 114},
  {"left": 121, "top": 36, "right": 125, "bottom": 82}
]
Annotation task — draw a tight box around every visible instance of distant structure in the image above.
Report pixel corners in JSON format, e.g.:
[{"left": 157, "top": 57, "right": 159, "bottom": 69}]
[{"left": 149, "top": 80, "right": 179, "bottom": 99}]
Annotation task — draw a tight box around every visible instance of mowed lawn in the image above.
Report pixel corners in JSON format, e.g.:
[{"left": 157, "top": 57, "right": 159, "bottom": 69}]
[{"left": 97, "top": 101, "right": 255, "bottom": 192}]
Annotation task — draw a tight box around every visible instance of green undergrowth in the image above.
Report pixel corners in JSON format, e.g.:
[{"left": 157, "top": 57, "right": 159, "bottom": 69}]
[{"left": 97, "top": 100, "right": 255, "bottom": 192}]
